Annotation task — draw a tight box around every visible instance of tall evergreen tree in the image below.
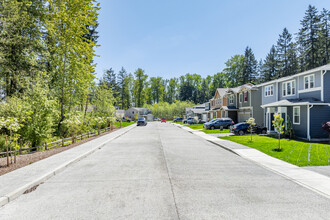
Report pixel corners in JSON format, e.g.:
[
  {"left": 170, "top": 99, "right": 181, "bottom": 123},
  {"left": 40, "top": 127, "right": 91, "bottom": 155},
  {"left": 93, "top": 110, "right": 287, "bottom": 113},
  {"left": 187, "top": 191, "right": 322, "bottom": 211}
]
[
  {"left": 297, "top": 5, "right": 320, "bottom": 70},
  {"left": 0, "top": 0, "right": 46, "bottom": 97},
  {"left": 242, "top": 47, "right": 257, "bottom": 84},
  {"left": 276, "top": 28, "right": 297, "bottom": 77},
  {"left": 261, "top": 45, "right": 278, "bottom": 82},
  {"left": 117, "top": 67, "right": 130, "bottom": 109},
  {"left": 318, "top": 8, "right": 330, "bottom": 65}
]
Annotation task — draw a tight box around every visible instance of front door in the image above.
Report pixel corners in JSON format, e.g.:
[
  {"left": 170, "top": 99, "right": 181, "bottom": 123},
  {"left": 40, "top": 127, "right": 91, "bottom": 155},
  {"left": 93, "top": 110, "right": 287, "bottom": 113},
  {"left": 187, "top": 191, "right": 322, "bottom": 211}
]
[{"left": 266, "top": 107, "right": 275, "bottom": 131}]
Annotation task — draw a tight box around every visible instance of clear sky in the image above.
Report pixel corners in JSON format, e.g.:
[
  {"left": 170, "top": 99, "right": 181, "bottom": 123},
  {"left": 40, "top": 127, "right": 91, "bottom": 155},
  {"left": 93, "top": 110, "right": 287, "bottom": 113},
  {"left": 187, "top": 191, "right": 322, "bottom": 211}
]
[{"left": 94, "top": 0, "right": 330, "bottom": 80}]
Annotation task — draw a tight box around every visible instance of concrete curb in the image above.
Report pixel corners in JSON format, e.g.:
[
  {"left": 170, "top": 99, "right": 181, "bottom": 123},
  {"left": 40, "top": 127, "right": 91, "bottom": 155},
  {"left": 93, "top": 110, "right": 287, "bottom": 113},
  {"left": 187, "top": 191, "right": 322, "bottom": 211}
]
[
  {"left": 172, "top": 122, "right": 330, "bottom": 200},
  {"left": 0, "top": 125, "right": 135, "bottom": 207}
]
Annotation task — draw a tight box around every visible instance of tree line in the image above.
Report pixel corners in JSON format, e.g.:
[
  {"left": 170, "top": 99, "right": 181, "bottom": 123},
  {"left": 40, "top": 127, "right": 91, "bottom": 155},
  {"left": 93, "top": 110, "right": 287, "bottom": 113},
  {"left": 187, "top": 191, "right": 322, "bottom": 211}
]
[
  {"left": 105, "top": 5, "right": 329, "bottom": 109},
  {"left": 0, "top": 0, "right": 113, "bottom": 151}
]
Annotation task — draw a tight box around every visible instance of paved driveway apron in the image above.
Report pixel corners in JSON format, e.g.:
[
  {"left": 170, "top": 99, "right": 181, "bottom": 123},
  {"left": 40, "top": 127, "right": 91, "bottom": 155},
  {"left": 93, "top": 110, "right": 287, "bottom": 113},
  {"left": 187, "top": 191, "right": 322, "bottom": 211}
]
[{"left": 0, "top": 123, "right": 329, "bottom": 219}]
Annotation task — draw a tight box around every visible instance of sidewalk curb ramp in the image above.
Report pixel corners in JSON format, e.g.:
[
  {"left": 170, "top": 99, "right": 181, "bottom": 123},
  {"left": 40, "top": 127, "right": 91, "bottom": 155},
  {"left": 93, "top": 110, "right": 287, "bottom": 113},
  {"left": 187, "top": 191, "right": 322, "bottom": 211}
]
[{"left": 0, "top": 125, "right": 135, "bottom": 207}]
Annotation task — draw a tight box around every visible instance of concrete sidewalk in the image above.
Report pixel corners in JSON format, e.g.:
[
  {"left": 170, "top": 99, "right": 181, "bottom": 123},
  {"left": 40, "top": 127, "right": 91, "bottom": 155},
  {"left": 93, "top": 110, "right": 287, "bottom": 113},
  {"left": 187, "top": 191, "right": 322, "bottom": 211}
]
[
  {"left": 0, "top": 125, "right": 136, "bottom": 207},
  {"left": 173, "top": 123, "right": 330, "bottom": 199}
]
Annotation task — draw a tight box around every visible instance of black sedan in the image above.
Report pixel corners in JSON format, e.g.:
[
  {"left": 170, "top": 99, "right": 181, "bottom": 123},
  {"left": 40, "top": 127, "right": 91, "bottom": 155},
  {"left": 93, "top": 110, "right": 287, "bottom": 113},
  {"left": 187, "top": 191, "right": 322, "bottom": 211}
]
[
  {"left": 230, "top": 122, "right": 267, "bottom": 135},
  {"left": 137, "top": 117, "right": 147, "bottom": 126}
]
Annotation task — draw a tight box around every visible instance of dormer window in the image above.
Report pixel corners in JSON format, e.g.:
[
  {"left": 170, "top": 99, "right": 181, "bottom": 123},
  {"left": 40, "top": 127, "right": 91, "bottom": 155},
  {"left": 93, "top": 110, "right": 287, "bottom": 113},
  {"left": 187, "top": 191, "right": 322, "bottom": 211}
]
[
  {"left": 243, "top": 91, "right": 248, "bottom": 102},
  {"left": 304, "top": 74, "right": 314, "bottom": 89},
  {"left": 282, "top": 80, "right": 295, "bottom": 97},
  {"left": 265, "top": 85, "right": 274, "bottom": 97},
  {"left": 229, "top": 95, "right": 234, "bottom": 104}
]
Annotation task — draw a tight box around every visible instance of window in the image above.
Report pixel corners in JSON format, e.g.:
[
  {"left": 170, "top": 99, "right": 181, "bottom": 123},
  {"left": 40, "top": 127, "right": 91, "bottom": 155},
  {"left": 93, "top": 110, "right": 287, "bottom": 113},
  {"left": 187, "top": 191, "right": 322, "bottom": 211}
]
[
  {"left": 282, "top": 80, "right": 296, "bottom": 97},
  {"left": 293, "top": 106, "right": 300, "bottom": 124},
  {"left": 304, "top": 74, "right": 315, "bottom": 90},
  {"left": 239, "top": 94, "right": 242, "bottom": 103},
  {"left": 229, "top": 95, "right": 234, "bottom": 104},
  {"left": 264, "top": 85, "right": 274, "bottom": 97},
  {"left": 243, "top": 91, "right": 248, "bottom": 102}
]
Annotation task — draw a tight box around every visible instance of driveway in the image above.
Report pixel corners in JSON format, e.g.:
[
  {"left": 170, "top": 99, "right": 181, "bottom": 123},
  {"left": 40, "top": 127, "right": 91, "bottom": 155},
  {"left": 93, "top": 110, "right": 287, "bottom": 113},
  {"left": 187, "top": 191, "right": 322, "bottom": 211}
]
[{"left": 0, "top": 123, "right": 329, "bottom": 219}]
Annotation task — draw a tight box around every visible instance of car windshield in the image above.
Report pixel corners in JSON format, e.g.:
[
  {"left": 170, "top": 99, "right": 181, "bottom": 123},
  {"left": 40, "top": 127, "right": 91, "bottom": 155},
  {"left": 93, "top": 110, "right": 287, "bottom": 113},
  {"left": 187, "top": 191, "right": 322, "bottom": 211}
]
[
  {"left": 209, "top": 119, "right": 217, "bottom": 123},
  {"left": 138, "top": 117, "right": 145, "bottom": 121}
]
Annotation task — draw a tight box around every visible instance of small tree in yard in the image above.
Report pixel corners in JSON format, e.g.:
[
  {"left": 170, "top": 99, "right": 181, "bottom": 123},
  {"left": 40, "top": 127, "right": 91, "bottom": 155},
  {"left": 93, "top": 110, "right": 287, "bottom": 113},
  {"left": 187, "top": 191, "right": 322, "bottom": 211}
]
[
  {"left": 272, "top": 113, "right": 285, "bottom": 151},
  {"left": 322, "top": 122, "right": 330, "bottom": 143},
  {"left": 246, "top": 117, "right": 256, "bottom": 142}
]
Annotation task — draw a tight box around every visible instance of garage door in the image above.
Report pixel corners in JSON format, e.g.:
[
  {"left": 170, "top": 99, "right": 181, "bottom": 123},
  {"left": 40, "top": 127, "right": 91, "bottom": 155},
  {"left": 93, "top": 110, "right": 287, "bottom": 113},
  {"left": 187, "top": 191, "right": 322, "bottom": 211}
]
[{"left": 238, "top": 112, "right": 251, "bottom": 122}]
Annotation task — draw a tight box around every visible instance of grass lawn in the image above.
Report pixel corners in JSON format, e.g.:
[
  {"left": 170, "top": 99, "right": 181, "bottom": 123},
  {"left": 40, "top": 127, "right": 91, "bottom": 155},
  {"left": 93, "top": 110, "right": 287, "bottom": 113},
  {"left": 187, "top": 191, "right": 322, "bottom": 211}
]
[
  {"left": 113, "top": 121, "right": 135, "bottom": 127},
  {"left": 186, "top": 124, "right": 204, "bottom": 129},
  {"left": 201, "top": 129, "right": 230, "bottom": 134},
  {"left": 220, "top": 135, "right": 330, "bottom": 166}
]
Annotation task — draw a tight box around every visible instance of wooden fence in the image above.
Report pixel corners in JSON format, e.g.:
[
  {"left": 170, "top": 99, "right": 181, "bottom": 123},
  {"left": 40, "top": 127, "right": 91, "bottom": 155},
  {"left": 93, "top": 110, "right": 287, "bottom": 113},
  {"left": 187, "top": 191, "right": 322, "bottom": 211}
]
[{"left": 0, "top": 126, "right": 116, "bottom": 157}]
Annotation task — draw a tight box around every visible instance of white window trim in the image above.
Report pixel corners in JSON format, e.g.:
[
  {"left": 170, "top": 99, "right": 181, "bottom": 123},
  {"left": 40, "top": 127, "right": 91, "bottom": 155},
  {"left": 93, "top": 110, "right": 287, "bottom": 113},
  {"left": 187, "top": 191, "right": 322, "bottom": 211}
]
[
  {"left": 239, "top": 93, "right": 242, "bottom": 103},
  {"left": 298, "top": 87, "right": 321, "bottom": 93},
  {"left": 282, "top": 80, "right": 296, "bottom": 97},
  {"left": 243, "top": 91, "right": 248, "bottom": 103},
  {"left": 229, "top": 95, "right": 234, "bottom": 104},
  {"left": 293, "top": 106, "right": 300, "bottom": 125},
  {"left": 304, "top": 74, "right": 315, "bottom": 90},
  {"left": 264, "top": 85, "right": 274, "bottom": 97}
]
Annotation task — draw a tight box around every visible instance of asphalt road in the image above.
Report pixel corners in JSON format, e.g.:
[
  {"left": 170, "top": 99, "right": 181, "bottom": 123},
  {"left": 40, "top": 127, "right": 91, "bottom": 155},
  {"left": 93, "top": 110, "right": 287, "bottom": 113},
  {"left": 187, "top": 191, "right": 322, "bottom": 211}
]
[{"left": 1, "top": 123, "right": 330, "bottom": 219}]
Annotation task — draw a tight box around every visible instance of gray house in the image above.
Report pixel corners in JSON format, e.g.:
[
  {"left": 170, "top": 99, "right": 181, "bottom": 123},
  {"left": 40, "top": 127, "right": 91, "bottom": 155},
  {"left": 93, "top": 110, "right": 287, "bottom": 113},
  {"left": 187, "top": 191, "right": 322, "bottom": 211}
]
[
  {"left": 186, "top": 103, "right": 208, "bottom": 121},
  {"left": 259, "top": 64, "right": 330, "bottom": 141},
  {"left": 235, "top": 84, "right": 264, "bottom": 126},
  {"left": 125, "top": 107, "right": 152, "bottom": 120}
]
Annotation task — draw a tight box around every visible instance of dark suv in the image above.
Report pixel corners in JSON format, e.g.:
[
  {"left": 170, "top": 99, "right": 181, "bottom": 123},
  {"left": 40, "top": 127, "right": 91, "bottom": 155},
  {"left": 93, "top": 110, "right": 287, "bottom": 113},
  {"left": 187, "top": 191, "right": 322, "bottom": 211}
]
[
  {"left": 230, "top": 122, "right": 267, "bottom": 135},
  {"left": 137, "top": 117, "right": 147, "bottom": 126},
  {"left": 203, "top": 118, "right": 234, "bottom": 130}
]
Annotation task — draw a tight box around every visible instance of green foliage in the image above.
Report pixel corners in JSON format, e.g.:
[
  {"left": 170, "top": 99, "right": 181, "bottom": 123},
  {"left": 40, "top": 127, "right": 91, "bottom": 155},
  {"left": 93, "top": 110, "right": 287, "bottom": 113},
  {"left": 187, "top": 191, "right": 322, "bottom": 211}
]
[
  {"left": 272, "top": 113, "right": 285, "bottom": 150},
  {"left": 220, "top": 135, "right": 330, "bottom": 166},
  {"left": 145, "top": 101, "right": 195, "bottom": 119},
  {"left": 246, "top": 117, "right": 256, "bottom": 142}
]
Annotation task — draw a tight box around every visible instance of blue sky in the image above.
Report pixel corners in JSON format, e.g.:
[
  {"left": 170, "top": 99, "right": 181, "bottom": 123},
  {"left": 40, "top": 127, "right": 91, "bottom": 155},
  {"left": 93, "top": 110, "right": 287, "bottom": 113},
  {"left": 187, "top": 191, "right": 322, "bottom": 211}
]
[{"left": 94, "top": 0, "right": 329, "bottom": 80}]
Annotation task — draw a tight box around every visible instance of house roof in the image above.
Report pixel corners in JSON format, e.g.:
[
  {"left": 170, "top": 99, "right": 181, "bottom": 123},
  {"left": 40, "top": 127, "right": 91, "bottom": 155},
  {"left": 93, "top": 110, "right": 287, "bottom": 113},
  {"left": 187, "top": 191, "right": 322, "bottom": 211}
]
[
  {"left": 188, "top": 108, "right": 206, "bottom": 114},
  {"left": 261, "top": 98, "right": 329, "bottom": 108},
  {"left": 221, "top": 106, "right": 238, "bottom": 111},
  {"left": 216, "top": 88, "right": 227, "bottom": 97},
  {"left": 257, "top": 63, "right": 330, "bottom": 87},
  {"left": 193, "top": 103, "right": 206, "bottom": 109}
]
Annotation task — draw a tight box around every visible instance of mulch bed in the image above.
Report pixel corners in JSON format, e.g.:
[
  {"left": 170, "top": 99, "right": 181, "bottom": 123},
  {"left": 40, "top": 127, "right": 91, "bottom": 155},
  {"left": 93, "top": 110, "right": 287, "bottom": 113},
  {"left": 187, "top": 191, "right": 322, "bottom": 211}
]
[{"left": 0, "top": 127, "right": 121, "bottom": 176}]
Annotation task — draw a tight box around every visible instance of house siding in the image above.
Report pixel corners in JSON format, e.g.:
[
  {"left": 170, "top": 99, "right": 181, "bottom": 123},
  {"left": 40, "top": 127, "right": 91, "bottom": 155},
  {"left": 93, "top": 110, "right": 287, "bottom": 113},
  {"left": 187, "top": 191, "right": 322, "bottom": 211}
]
[
  {"left": 299, "top": 90, "right": 321, "bottom": 100},
  {"left": 310, "top": 105, "right": 330, "bottom": 139},
  {"left": 251, "top": 89, "right": 264, "bottom": 126},
  {"left": 324, "top": 71, "right": 330, "bottom": 102},
  {"left": 242, "top": 91, "right": 251, "bottom": 107},
  {"left": 297, "top": 71, "right": 322, "bottom": 90},
  {"left": 261, "top": 82, "right": 277, "bottom": 105},
  {"left": 287, "top": 105, "right": 308, "bottom": 139},
  {"left": 279, "top": 77, "right": 299, "bottom": 100}
]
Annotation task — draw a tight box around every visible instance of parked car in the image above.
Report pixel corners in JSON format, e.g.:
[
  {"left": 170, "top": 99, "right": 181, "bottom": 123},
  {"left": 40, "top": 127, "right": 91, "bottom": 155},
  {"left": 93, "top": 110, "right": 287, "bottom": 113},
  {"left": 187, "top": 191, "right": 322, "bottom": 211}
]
[
  {"left": 161, "top": 118, "right": 166, "bottom": 123},
  {"left": 198, "top": 120, "right": 206, "bottom": 124},
  {"left": 230, "top": 122, "right": 267, "bottom": 135},
  {"left": 203, "top": 118, "right": 234, "bottom": 130},
  {"left": 173, "top": 117, "right": 183, "bottom": 122},
  {"left": 183, "top": 117, "right": 194, "bottom": 123},
  {"left": 187, "top": 118, "right": 197, "bottom": 124},
  {"left": 154, "top": 118, "right": 161, "bottom": 121},
  {"left": 137, "top": 117, "right": 147, "bottom": 126},
  {"left": 121, "top": 117, "right": 131, "bottom": 122}
]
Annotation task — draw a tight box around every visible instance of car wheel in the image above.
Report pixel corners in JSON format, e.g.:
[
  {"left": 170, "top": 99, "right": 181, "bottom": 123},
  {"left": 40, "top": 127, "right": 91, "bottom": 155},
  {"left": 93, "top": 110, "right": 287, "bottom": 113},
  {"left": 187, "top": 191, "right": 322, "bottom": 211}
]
[
  {"left": 210, "top": 126, "right": 215, "bottom": 130},
  {"left": 239, "top": 130, "right": 245, "bottom": 135}
]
